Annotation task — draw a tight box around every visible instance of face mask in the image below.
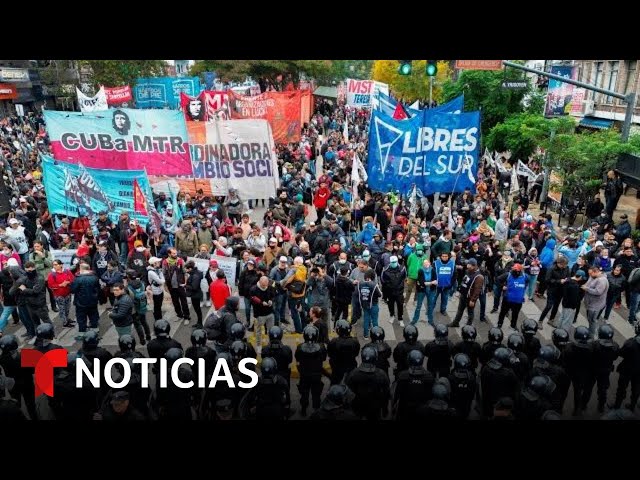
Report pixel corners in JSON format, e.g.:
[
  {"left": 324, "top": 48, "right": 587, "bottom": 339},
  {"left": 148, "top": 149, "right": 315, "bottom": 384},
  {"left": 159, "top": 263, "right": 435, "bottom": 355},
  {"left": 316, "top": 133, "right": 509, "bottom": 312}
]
[
  {"left": 339, "top": 259, "right": 346, "bottom": 264},
  {"left": 416, "top": 251, "right": 424, "bottom": 257},
  {"left": 26, "top": 270, "right": 37, "bottom": 278},
  {"left": 390, "top": 262, "right": 398, "bottom": 268},
  {"left": 136, "top": 247, "right": 145, "bottom": 253}
]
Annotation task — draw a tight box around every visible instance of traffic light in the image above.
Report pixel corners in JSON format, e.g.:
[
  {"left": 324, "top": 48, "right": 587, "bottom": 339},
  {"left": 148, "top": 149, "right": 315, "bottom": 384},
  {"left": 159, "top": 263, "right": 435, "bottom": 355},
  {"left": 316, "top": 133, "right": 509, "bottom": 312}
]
[
  {"left": 398, "top": 60, "right": 412, "bottom": 75},
  {"left": 426, "top": 60, "right": 437, "bottom": 77}
]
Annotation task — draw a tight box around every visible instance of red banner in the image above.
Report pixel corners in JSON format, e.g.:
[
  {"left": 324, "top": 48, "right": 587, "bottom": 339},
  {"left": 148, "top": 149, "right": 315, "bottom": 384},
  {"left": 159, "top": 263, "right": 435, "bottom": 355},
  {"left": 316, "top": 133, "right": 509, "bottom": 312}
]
[
  {"left": 133, "top": 179, "right": 148, "bottom": 215},
  {"left": 202, "top": 90, "right": 230, "bottom": 120},
  {"left": 300, "top": 90, "right": 312, "bottom": 125},
  {"left": 180, "top": 91, "right": 207, "bottom": 122},
  {"left": 455, "top": 60, "right": 503, "bottom": 71},
  {"left": 0, "top": 83, "right": 17, "bottom": 100},
  {"left": 228, "top": 90, "right": 301, "bottom": 144},
  {"left": 103, "top": 85, "right": 132, "bottom": 105}
]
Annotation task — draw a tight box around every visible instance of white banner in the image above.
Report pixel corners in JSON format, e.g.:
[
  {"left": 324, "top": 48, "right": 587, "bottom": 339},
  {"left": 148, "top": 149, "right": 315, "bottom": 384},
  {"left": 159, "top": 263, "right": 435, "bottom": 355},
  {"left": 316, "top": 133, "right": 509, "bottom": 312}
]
[
  {"left": 494, "top": 155, "right": 507, "bottom": 173},
  {"left": 516, "top": 159, "right": 537, "bottom": 181},
  {"left": 76, "top": 86, "right": 108, "bottom": 112},
  {"left": 187, "top": 254, "right": 238, "bottom": 292},
  {"left": 51, "top": 249, "right": 77, "bottom": 269},
  {"left": 346, "top": 78, "right": 375, "bottom": 107},
  {"left": 370, "top": 81, "right": 389, "bottom": 109}
]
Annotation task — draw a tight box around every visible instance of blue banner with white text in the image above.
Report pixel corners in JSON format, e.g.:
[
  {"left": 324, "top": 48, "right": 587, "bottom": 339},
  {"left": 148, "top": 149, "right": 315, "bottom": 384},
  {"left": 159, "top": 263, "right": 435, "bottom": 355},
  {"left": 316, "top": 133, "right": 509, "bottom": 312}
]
[{"left": 134, "top": 77, "right": 202, "bottom": 109}]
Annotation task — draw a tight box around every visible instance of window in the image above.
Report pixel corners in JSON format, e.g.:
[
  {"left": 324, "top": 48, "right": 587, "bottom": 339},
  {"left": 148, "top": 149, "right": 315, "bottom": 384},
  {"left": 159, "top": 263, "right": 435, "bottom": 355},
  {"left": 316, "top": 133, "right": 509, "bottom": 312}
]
[
  {"left": 605, "top": 61, "right": 619, "bottom": 104},
  {"left": 622, "top": 60, "right": 638, "bottom": 105},
  {"left": 592, "top": 61, "right": 604, "bottom": 102}
]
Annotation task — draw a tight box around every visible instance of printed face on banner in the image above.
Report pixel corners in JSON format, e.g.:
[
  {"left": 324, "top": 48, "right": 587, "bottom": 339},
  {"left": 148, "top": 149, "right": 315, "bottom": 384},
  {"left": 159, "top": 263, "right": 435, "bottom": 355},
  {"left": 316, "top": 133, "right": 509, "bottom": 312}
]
[
  {"left": 367, "top": 109, "right": 480, "bottom": 195},
  {"left": 181, "top": 92, "right": 207, "bottom": 122}
]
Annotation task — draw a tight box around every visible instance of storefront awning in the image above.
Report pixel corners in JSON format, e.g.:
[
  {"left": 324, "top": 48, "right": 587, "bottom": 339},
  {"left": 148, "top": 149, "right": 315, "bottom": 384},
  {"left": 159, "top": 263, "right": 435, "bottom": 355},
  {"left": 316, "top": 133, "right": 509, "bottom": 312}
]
[
  {"left": 313, "top": 86, "right": 337, "bottom": 98},
  {"left": 578, "top": 116, "right": 613, "bottom": 129}
]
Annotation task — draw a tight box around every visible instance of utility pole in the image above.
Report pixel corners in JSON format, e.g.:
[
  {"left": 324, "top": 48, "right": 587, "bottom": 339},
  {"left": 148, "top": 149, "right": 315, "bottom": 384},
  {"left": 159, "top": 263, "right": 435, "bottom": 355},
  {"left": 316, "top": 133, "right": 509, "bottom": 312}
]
[
  {"left": 540, "top": 128, "right": 555, "bottom": 212},
  {"left": 429, "top": 76, "right": 433, "bottom": 107}
]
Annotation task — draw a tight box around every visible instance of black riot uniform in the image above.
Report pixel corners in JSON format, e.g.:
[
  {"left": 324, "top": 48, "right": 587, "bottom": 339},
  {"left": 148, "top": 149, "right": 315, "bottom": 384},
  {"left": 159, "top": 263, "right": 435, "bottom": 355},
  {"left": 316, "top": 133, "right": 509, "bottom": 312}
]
[
  {"left": 327, "top": 320, "right": 360, "bottom": 385},
  {"left": 295, "top": 325, "right": 327, "bottom": 416},
  {"left": 393, "top": 350, "right": 434, "bottom": 420},
  {"left": 200, "top": 352, "right": 243, "bottom": 420},
  {"left": 452, "top": 325, "right": 482, "bottom": 371},
  {"left": 79, "top": 330, "right": 114, "bottom": 405},
  {"left": 583, "top": 324, "right": 619, "bottom": 412},
  {"left": 186, "top": 329, "right": 217, "bottom": 411},
  {"left": 563, "top": 326, "right": 594, "bottom": 416},
  {"left": 241, "top": 357, "right": 290, "bottom": 420},
  {"left": 48, "top": 353, "right": 98, "bottom": 421},
  {"left": 613, "top": 323, "right": 640, "bottom": 411},
  {"left": 415, "top": 378, "right": 458, "bottom": 419},
  {"left": 507, "top": 333, "right": 530, "bottom": 383},
  {"left": 480, "top": 327, "right": 504, "bottom": 366},
  {"left": 225, "top": 323, "right": 257, "bottom": 359},
  {"left": 155, "top": 348, "right": 193, "bottom": 421},
  {"left": 480, "top": 347, "right": 519, "bottom": 418},
  {"left": 449, "top": 353, "right": 477, "bottom": 419},
  {"left": 262, "top": 326, "right": 293, "bottom": 385},
  {"left": 112, "top": 335, "right": 149, "bottom": 415},
  {"left": 530, "top": 345, "right": 570, "bottom": 415},
  {"left": 310, "top": 384, "right": 360, "bottom": 421},
  {"left": 521, "top": 318, "right": 542, "bottom": 361},
  {"left": 147, "top": 319, "right": 183, "bottom": 373},
  {"left": 514, "top": 375, "right": 555, "bottom": 420},
  {"left": 0, "top": 335, "right": 37, "bottom": 420},
  {"left": 424, "top": 323, "right": 453, "bottom": 378},
  {"left": 366, "top": 326, "right": 392, "bottom": 378},
  {"left": 393, "top": 325, "right": 425, "bottom": 376},
  {"left": 34, "top": 323, "right": 64, "bottom": 354},
  {"left": 345, "top": 347, "right": 391, "bottom": 420},
  {"left": 552, "top": 328, "right": 570, "bottom": 367}
]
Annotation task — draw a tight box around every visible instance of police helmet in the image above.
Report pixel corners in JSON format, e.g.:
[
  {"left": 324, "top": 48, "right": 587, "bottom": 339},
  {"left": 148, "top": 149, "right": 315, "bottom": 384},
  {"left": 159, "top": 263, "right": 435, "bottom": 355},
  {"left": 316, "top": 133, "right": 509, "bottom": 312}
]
[
  {"left": 403, "top": 324, "right": 418, "bottom": 342},
  {"left": 261, "top": 357, "right": 278, "bottom": 377},
  {"left": 552, "top": 328, "right": 570, "bottom": 348},
  {"left": 434, "top": 323, "right": 448, "bottom": 338},
  {"left": 303, "top": 325, "right": 319, "bottom": 343},
  {"left": 488, "top": 327, "right": 504, "bottom": 344},
  {"left": 507, "top": 333, "right": 524, "bottom": 352},
  {"left": 574, "top": 326, "right": 590, "bottom": 342},
  {"left": 191, "top": 329, "right": 207, "bottom": 346},
  {"left": 82, "top": 330, "right": 100, "bottom": 349},
  {"left": 154, "top": 319, "right": 171, "bottom": 338},
  {"left": 118, "top": 334, "right": 136, "bottom": 352},
  {"left": 598, "top": 324, "right": 614, "bottom": 340},
  {"left": 36, "top": 323, "right": 55, "bottom": 340},
  {"left": 268, "top": 325, "right": 284, "bottom": 342},
  {"left": 461, "top": 325, "right": 477, "bottom": 341},
  {"left": 230, "top": 322, "right": 246, "bottom": 341},
  {"left": 453, "top": 353, "right": 471, "bottom": 370},
  {"left": 336, "top": 319, "right": 352, "bottom": 337},
  {"left": 522, "top": 318, "right": 538, "bottom": 336}
]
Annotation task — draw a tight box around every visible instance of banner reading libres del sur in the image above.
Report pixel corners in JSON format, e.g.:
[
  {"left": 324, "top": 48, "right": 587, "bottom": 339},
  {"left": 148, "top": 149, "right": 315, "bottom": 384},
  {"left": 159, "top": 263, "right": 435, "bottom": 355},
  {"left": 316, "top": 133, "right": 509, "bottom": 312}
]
[
  {"left": 149, "top": 119, "right": 279, "bottom": 200},
  {"left": 367, "top": 108, "right": 480, "bottom": 195},
  {"left": 41, "top": 155, "right": 154, "bottom": 226},
  {"left": 43, "top": 108, "right": 192, "bottom": 176}
]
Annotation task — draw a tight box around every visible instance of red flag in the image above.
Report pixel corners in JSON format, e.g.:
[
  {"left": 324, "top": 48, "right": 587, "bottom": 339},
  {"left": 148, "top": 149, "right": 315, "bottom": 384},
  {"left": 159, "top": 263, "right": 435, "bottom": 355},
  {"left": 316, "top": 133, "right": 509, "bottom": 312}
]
[
  {"left": 133, "top": 179, "right": 148, "bottom": 216},
  {"left": 392, "top": 102, "right": 409, "bottom": 120}
]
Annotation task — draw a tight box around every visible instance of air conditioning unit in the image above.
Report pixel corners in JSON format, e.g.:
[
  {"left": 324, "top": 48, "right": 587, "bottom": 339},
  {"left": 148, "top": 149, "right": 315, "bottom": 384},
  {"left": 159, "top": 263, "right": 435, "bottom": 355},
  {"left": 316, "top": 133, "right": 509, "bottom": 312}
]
[{"left": 583, "top": 100, "right": 595, "bottom": 115}]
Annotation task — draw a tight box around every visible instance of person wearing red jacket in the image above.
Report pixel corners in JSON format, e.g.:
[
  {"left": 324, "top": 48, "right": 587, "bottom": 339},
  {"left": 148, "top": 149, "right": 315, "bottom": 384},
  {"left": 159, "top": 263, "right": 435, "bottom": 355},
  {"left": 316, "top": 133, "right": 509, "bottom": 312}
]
[
  {"left": 313, "top": 182, "right": 331, "bottom": 222},
  {"left": 47, "top": 259, "right": 76, "bottom": 327},
  {"left": 71, "top": 215, "right": 91, "bottom": 243},
  {"left": 127, "top": 221, "right": 146, "bottom": 253},
  {"left": 209, "top": 270, "right": 231, "bottom": 311}
]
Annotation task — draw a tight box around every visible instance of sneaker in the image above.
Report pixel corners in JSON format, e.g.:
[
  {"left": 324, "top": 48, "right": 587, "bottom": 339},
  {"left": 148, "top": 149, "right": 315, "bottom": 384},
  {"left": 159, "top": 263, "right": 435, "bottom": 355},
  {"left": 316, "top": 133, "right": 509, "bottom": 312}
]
[
  {"left": 399, "top": 321, "right": 405, "bottom": 327},
  {"left": 363, "top": 336, "right": 369, "bottom": 340},
  {"left": 22, "top": 334, "right": 35, "bottom": 341},
  {"left": 183, "top": 319, "right": 190, "bottom": 325},
  {"left": 490, "top": 308, "right": 498, "bottom": 314},
  {"left": 389, "top": 316, "right": 395, "bottom": 324},
  {"left": 614, "top": 302, "right": 621, "bottom": 309},
  {"left": 206, "top": 300, "right": 212, "bottom": 307},
  {"left": 20, "top": 332, "right": 32, "bottom": 339},
  {"left": 74, "top": 334, "right": 85, "bottom": 341},
  {"left": 140, "top": 337, "right": 147, "bottom": 346},
  {"left": 63, "top": 321, "right": 76, "bottom": 328}
]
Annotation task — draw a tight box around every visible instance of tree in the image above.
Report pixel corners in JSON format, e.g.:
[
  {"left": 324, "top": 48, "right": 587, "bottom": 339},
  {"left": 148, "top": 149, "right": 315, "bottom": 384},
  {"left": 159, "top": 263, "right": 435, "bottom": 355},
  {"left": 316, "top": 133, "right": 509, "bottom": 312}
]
[
  {"left": 441, "top": 66, "right": 534, "bottom": 133},
  {"left": 80, "top": 60, "right": 166, "bottom": 88},
  {"left": 371, "top": 60, "right": 451, "bottom": 104}
]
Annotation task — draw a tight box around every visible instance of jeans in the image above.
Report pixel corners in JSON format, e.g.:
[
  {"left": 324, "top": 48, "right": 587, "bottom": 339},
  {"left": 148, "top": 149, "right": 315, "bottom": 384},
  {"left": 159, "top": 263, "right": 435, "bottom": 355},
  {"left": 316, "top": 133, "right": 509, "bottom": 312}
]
[
  {"left": 587, "top": 309, "right": 602, "bottom": 339},
  {"left": 242, "top": 297, "right": 253, "bottom": 326},
  {"left": 539, "top": 290, "right": 561, "bottom": 324},
  {"left": 119, "top": 241, "right": 128, "bottom": 265},
  {"left": 362, "top": 304, "right": 379, "bottom": 337},
  {"left": 115, "top": 325, "right": 132, "bottom": 337},
  {"left": 404, "top": 279, "right": 417, "bottom": 305},
  {"left": 435, "top": 286, "right": 451, "bottom": 314},
  {"left": 76, "top": 304, "right": 100, "bottom": 332},
  {"left": 600, "top": 295, "right": 616, "bottom": 321},
  {"left": 288, "top": 297, "right": 305, "bottom": 333},
  {"left": 255, "top": 313, "right": 275, "bottom": 352},
  {"left": 273, "top": 294, "right": 287, "bottom": 325},
  {"left": 55, "top": 296, "right": 72, "bottom": 324},
  {"left": 412, "top": 290, "right": 436, "bottom": 325},
  {"left": 152, "top": 293, "right": 164, "bottom": 320},
  {"left": 479, "top": 291, "right": 487, "bottom": 322},
  {"left": 168, "top": 287, "right": 190, "bottom": 320},
  {"left": 492, "top": 284, "right": 502, "bottom": 311},
  {"left": 628, "top": 290, "right": 640, "bottom": 324},
  {"left": 558, "top": 307, "right": 575, "bottom": 331},
  {"left": 191, "top": 298, "right": 203, "bottom": 326},
  {"left": 525, "top": 274, "right": 538, "bottom": 299},
  {"left": 350, "top": 295, "right": 362, "bottom": 325},
  {"left": 133, "top": 312, "right": 151, "bottom": 342},
  {"left": 0, "top": 306, "right": 16, "bottom": 332}
]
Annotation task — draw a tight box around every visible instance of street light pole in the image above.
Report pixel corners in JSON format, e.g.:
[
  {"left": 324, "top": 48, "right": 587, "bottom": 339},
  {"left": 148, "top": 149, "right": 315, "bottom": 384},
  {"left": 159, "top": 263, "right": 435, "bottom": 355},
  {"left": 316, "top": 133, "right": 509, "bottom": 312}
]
[
  {"left": 540, "top": 128, "right": 555, "bottom": 212},
  {"left": 429, "top": 76, "right": 433, "bottom": 107}
]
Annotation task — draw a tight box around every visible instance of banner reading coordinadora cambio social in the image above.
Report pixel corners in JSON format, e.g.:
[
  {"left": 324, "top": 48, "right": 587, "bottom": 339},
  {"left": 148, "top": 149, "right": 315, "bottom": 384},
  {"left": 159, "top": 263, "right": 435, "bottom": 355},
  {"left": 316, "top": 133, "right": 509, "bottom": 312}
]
[
  {"left": 148, "top": 119, "right": 279, "bottom": 200},
  {"left": 43, "top": 108, "right": 192, "bottom": 176},
  {"left": 41, "top": 155, "right": 154, "bottom": 226},
  {"left": 367, "top": 108, "right": 480, "bottom": 195},
  {"left": 134, "top": 77, "right": 201, "bottom": 109}
]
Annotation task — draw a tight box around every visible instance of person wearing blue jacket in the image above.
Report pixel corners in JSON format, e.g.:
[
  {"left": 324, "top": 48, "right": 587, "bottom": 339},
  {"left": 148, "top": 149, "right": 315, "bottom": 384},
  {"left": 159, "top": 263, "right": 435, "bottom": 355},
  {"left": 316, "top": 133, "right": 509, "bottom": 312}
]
[
  {"left": 496, "top": 263, "right": 528, "bottom": 329},
  {"left": 538, "top": 238, "right": 556, "bottom": 296},
  {"left": 367, "top": 231, "right": 385, "bottom": 260},
  {"left": 434, "top": 252, "right": 456, "bottom": 315},
  {"left": 357, "top": 219, "right": 377, "bottom": 245},
  {"left": 558, "top": 238, "right": 580, "bottom": 269}
]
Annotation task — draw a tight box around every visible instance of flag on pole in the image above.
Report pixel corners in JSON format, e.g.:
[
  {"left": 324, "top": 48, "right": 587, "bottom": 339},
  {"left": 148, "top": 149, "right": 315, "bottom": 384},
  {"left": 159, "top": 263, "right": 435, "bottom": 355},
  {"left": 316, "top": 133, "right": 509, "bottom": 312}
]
[
  {"left": 408, "top": 185, "right": 418, "bottom": 218},
  {"left": 494, "top": 155, "right": 507, "bottom": 173},
  {"left": 409, "top": 99, "right": 420, "bottom": 110},
  {"left": 516, "top": 159, "right": 537, "bottom": 181},
  {"left": 343, "top": 115, "right": 349, "bottom": 143},
  {"left": 510, "top": 165, "right": 520, "bottom": 195},
  {"left": 392, "top": 102, "right": 409, "bottom": 120},
  {"left": 169, "top": 186, "right": 183, "bottom": 224},
  {"left": 133, "top": 179, "right": 149, "bottom": 216}
]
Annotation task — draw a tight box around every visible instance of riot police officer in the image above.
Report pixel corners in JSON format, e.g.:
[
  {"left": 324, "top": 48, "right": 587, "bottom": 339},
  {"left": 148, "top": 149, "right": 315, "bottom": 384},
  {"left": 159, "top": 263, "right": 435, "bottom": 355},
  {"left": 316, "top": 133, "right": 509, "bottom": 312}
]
[
  {"left": 563, "top": 326, "right": 594, "bottom": 416},
  {"left": 393, "top": 324, "right": 425, "bottom": 376},
  {"left": 226, "top": 322, "right": 257, "bottom": 359},
  {"left": 531, "top": 345, "right": 570, "bottom": 415},
  {"left": 186, "top": 328, "right": 217, "bottom": 382},
  {"left": 0, "top": 335, "right": 37, "bottom": 420},
  {"left": 552, "top": 327, "right": 570, "bottom": 365},
  {"left": 452, "top": 325, "right": 482, "bottom": 371},
  {"left": 449, "top": 353, "right": 477, "bottom": 419},
  {"left": 416, "top": 378, "right": 458, "bottom": 419},
  {"left": 612, "top": 322, "right": 640, "bottom": 411},
  {"left": 515, "top": 375, "right": 555, "bottom": 420},
  {"left": 327, "top": 320, "right": 360, "bottom": 385},
  {"left": 262, "top": 326, "right": 293, "bottom": 385},
  {"left": 366, "top": 326, "right": 392, "bottom": 378},
  {"left": 295, "top": 325, "right": 327, "bottom": 416},
  {"left": 154, "top": 347, "right": 193, "bottom": 420},
  {"left": 507, "top": 332, "right": 530, "bottom": 383},
  {"left": 200, "top": 352, "right": 243, "bottom": 420},
  {"left": 521, "top": 318, "right": 541, "bottom": 362},
  {"left": 583, "top": 324, "right": 619, "bottom": 413},
  {"left": 114, "top": 334, "right": 146, "bottom": 361},
  {"left": 345, "top": 346, "right": 391, "bottom": 420},
  {"left": 33, "top": 323, "right": 63, "bottom": 353},
  {"left": 310, "top": 384, "right": 359, "bottom": 421},
  {"left": 79, "top": 330, "right": 113, "bottom": 405},
  {"left": 393, "top": 350, "right": 434, "bottom": 420},
  {"left": 241, "top": 357, "right": 290, "bottom": 420},
  {"left": 424, "top": 323, "right": 453, "bottom": 378},
  {"left": 480, "top": 347, "right": 519, "bottom": 418},
  {"left": 147, "top": 319, "right": 183, "bottom": 369},
  {"left": 480, "top": 327, "right": 504, "bottom": 366},
  {"left": 48, "top": 352, "right": 97, "bottom": 421}
]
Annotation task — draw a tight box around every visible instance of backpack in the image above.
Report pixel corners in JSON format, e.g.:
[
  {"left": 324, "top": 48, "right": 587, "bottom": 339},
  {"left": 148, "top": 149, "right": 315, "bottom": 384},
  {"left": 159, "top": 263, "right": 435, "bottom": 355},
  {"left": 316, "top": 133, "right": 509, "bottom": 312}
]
[
  {"left": 128, "top": 284, "right": 148, "bottom": 314},
  {"left": 204, "top": 310, "right": 226, "bottom": 342},
  {"left": 629, "top": 267, "right": 640, "bottom": 287}
]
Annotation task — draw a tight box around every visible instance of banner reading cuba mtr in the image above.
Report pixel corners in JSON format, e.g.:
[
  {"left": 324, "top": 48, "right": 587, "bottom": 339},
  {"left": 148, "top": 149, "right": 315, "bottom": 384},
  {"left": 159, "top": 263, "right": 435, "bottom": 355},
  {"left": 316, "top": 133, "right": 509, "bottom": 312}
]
[
  {"left": 43, "top": 108, "right": 193, "bottom": 176},
  {"left": 367, "top": 108, "right": 480, "bottom": 195},
  {"left": 149, "top": 119, "right": 279, "bottom": 200}
]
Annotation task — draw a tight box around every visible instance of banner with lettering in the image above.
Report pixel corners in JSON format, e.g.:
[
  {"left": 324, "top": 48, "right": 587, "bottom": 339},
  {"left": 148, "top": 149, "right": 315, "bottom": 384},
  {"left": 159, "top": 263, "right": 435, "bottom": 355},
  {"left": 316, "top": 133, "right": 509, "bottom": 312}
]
[
  {"left": 43, "top": 108, "right": 192, "bottom": 176},
  {"left": 41, "top": 155, "right": 153, "bottom": 226},
  {"left": 104, "top": 85, "right": 133, "bottom": 107},
  {"left": 180, "top": 91, "right": 208, "bottom": 122},
  {"left": 367, "top": 108, "right": 480, "bottom": 195},
  {"left": 77, "top": 87, "right": 108, "bottom": 112},
  {"left": 203, "top": 90, "right": 230, "bottom": 120},
  {"left": 134, "top": 77, "right": 202, "bottom": 109},
  {"left": 346, "top": 78, "right": 375, "bottom": 107},
  {"left": 148, "top": 119, "right": 279, "bottom": 199}
]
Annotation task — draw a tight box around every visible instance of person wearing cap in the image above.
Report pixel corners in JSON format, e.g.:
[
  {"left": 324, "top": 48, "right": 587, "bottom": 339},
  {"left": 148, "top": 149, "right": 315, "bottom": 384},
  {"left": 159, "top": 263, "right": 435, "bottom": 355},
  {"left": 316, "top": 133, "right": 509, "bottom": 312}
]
[
  {"left": 162, "top": 248, "right": 191, "bottom": 323},
  {"left": 448, "top": 258, "right": 484, "bottom": 328},
  {"left": 70, "top": 213, "right": 91, "bottom": 243},
  {"left": 197, "top": 219, "right": 214, "bottom": 252},
  {"left": 615, "top": 213, "right": 632, "bottom": 245},
  {"left": 269, "top": 256, "right": 290, "bottom": 327},
  {"left": 581, "top": 266, "right": 609, "bottom": 339},
  {"left": 95, "top": 210, "right": 114, "bottom": 234},
  {"left": 127, "top": 240, "right": 150, "bottom": 282},
  {"left": 495, "top": 263, "right": 528, "bottom": 330},
  {"left": 539, "top": 256, "right": 571, "bottom": 329},
  {"left": 245, "top": 224, "right": 267, "bottom": 254},
  {"left": 146, "top": 257, "right": 165, "bottom": 321},
  {"left": 491, "top": 250, "right": 514, "bottom": 313},
  {"left": 381, "top": 255, "right": 407, "bottom": 327},
  {"left": 404, "top": 243, "right": 426, "bottom": 307},
  {"left": 5, "top": 218, "right": 29, "bottom": 265},
  {"left": 94, "top": 390, "right": 145, "bottom": 421},
  {"left": 238, "top": 259, "right": 260, "bottom": 330},
  {"left": 263, "top": 237, "right": 284, "bottom": 269}
]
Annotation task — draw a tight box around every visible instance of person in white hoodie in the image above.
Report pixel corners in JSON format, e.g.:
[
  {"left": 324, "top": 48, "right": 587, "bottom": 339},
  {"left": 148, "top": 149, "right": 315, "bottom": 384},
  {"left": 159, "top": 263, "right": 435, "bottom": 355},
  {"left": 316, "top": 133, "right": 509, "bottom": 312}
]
[
  {"left": 146, "top": 257, "right": 165, "bottom": 321},
  {"left": 494, "top": 210, "right": 509, "bottom": 242},
  {"left": 5, "top": 218, "right": 29, "bottom": 264}
]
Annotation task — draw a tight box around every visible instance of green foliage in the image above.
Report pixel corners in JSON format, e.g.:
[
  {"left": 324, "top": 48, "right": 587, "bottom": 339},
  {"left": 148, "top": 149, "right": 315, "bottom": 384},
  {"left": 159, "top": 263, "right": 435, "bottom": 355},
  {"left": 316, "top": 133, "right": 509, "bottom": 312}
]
[
  {"left": 372, "top": 60, "right": 451, "bottom": 103},
  {"left": 80, "top": 60, "right": 166, "bottom": 88}
]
